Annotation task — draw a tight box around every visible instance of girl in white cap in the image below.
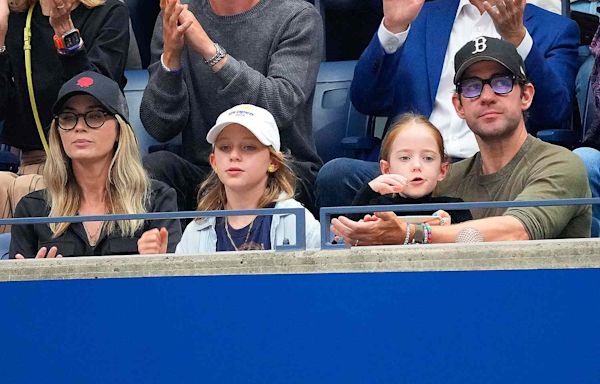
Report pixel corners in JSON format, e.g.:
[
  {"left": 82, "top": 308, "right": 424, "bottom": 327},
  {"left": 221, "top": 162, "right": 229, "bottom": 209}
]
[{"left": 137, "top": 104, "right": 321, "bottom": 253}]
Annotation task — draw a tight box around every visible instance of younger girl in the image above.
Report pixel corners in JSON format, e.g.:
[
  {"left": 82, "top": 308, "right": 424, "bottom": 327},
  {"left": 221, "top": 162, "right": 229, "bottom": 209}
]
[
  {"left": 137, "top": 104, "right": 321, "bottom": 254},
  {"left": 352, "top": 113, "right": 472, "bottom": 225}
]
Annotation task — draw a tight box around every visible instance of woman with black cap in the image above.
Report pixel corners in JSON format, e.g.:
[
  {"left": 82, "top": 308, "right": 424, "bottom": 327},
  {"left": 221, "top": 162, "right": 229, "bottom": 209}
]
[
  {"left": 9, "top": 71, "right": 181, "bottom": 258},
  {"left": 0, "top": 0, "right": 129, "bottom": 233}
]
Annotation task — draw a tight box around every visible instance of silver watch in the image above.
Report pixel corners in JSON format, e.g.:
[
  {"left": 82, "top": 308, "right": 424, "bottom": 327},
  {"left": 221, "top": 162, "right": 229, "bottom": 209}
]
[
  {"left": 204, "top": 43, "right": 226, "bottom": 67},
  {"left": 0, "top": 45, "right": 6, "bottom": 54}
]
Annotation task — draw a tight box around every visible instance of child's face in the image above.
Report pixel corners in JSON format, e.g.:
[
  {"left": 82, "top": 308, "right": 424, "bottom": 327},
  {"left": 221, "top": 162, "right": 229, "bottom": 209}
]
[
  {"left": 209, "top": 124, "right": 276, "bottom": 192},
  {"left": 381, "top": 122, "right": 448, "bottom": 198}
]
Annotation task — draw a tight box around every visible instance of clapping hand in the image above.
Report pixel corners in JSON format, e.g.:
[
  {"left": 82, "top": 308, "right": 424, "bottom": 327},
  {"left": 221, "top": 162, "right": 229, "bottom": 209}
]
[
  {"left": 161, "top": 0, "right": 193, "bottom": 70},
  {"left": 137, "top": 227, "right": 169, "bottom": 254},
  {"left": 1, "top": 0, "right": 9, "bottom": 44},
  {"left": 482, "top": 0, "right": 526, "bottom": 46},
  {"left": 382, "top": 0, "right": 426, "bottom": 33},
  {"left": 48, "top": 0, "right": 77, "bottom": 35}
]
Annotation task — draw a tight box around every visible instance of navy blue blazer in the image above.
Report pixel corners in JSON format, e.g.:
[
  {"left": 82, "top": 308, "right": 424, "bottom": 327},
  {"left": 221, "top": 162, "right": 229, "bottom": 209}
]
[{"left": 351, "top": 0, "right": 580, "bottom": 130}]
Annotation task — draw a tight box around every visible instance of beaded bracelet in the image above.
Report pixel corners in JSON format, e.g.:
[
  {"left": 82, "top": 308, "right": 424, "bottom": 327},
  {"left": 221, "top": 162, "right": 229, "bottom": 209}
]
[
  {"left": 403, "top": 223, "right": 411, "bottom": 245},
  {"left": 423, "top": 223, "right": 432, "bottom": 244}
]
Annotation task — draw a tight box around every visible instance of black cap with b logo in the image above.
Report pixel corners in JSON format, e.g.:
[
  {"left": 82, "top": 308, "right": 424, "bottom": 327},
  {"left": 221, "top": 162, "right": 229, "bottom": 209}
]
[{"left": 453, "top": 36, "right": 528, "bottom": 85}]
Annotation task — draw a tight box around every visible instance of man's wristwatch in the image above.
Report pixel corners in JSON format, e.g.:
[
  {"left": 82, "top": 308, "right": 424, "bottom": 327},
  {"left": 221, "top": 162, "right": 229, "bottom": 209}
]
[
  {"left": 0, "top": 45, "right": 6, "bottom": 54},
  {"left": 204, "top": 43, "right": 226, "bottom": 67},
  {"left": 53, "top": 28, "right": 84, "bottom": 55}
]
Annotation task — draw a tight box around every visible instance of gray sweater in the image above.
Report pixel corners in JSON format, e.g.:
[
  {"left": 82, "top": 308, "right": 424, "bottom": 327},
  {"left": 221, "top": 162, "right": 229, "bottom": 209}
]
[{"left": 140, "top": 0, "right": 323, "bottom": 182}]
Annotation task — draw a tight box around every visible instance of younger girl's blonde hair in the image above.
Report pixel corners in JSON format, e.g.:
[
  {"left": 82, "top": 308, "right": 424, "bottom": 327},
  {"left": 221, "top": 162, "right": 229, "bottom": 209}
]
[
  {"left": 44, "top": 114, "right": 150, "bottom": 238},
  {"left": 196, "top": 148, "right": 296, "bottom": 215},
  {"left": 8, "top": 0, "right": 105, "bottom": 12}
]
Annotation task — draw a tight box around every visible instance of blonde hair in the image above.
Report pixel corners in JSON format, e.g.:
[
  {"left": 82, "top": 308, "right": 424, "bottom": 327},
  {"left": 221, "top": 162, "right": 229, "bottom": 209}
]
[
  {"left": 380, "top": 113, "right": 447, "bottom": 163},
  {"left": 196, "top": 148, "right": 296, "bottom": 214},
  {"left": 44, "top": 114, "right": 150, "bottom": 238},
  {"left": 8, "top": 0, "right": 105, "bottom": 12}
]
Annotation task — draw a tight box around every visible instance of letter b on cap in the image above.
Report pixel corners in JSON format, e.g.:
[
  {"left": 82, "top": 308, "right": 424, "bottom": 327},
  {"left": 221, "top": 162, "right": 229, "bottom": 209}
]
[{"left": 472, "top": 36, "right": 487, "bottom": 54}]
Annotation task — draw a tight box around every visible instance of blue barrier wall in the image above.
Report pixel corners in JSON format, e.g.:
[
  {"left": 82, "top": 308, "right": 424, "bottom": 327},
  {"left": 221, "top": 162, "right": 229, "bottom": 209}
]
[{"left": 1, "top": 268, "right": 599, "bottom": 383}]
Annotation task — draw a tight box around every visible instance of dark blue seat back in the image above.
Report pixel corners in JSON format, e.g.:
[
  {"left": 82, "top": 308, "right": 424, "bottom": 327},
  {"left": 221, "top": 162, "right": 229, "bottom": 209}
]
[
  {"left": 0, "top": 233, "right": 10, "bottom": 260},
  {"left": 0, "top": 121, "right": 19, "bottom": 172},
  {"left": 312, "top": 60, "right": 370, "bottom": 162},
  {"left": 124, "top": 69, "right": 181, "bottom": 156}
]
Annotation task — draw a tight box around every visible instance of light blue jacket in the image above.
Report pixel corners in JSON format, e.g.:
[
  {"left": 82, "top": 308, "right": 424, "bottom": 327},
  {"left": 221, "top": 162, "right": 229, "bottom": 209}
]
[{"left": 175, "top": 197, "right": 321, "bottom": 254}]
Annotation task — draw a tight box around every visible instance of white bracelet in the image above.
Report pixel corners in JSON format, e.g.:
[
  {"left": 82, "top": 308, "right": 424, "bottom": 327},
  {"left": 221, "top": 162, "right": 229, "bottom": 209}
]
[
  {"left": 403, "top": 223, "right": 411, "bottom": 245},
  {"left": 160, "top": 53, "right": 181, "bottom": 73}
]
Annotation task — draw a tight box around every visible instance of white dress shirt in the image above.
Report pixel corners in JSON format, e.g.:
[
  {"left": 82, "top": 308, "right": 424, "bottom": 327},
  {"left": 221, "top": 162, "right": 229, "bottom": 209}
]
[{"left": 377, "top": 0, "right": 533, "bottom": 158}]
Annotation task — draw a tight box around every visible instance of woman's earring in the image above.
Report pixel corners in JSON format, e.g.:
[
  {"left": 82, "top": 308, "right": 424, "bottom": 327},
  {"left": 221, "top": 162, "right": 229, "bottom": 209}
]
[{"left": 267, "top": 164, "right": 276, "bottom": 173}]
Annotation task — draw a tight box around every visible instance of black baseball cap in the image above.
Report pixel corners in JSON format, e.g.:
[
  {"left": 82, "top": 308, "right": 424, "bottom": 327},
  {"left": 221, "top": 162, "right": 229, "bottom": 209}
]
[
  {"left": 453, "top": 36, "right": 528, "bottom": 85},
  {"left": 52, "top": 71, "right": 130, "bottom": 124}
]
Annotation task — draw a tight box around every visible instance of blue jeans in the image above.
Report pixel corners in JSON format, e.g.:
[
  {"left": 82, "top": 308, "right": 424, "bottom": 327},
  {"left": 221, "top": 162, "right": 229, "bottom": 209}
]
[
  {"left": 316, "top": 158, "right": 380, "bottom": 207},
  {"left": 574, "top": 147, "right": 600, "bottom": 237}
]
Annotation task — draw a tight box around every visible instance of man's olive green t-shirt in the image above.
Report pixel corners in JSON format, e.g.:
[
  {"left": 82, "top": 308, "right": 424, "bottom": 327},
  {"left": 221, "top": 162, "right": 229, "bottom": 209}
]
[{"left": 434, "top": 135, "right": 592, "bottom": 239}]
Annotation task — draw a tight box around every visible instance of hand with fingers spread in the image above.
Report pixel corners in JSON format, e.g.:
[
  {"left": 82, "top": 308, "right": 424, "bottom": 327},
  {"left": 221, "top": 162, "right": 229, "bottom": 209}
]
[
  {"left": 137, "top": 227, "right": 169, "bottom": 255},
  {"left": 48, "top": 0, "right": 76, "bottom": 36},
  {"left": 368, "top": 174, "right": 408, "bottom": 195},
  {"left": 161, "top": 0, "right": 193, "bottom": 70},
  {"left": 15, "top": 246, "right": 63, "bottom": 259},
  {"left": 331, "top": 211, "right": 406, "bottom": 246},
  {"left": 382, "top": 0, "right": 426, "bottom": 34},
  {"left": 483, "top": 0, "right": 526, "bottom": 46}
]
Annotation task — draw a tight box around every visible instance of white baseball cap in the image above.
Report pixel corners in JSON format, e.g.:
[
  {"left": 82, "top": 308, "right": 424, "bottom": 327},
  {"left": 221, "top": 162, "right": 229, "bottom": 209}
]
[{"left": 206, "top": 104, "right": 281, "bottom": 151}]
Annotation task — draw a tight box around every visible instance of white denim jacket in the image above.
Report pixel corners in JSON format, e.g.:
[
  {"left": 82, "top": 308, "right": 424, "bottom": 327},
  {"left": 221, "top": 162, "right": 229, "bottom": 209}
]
[{"left": 175, "top": 197, "right": 321, "bottom": 254}]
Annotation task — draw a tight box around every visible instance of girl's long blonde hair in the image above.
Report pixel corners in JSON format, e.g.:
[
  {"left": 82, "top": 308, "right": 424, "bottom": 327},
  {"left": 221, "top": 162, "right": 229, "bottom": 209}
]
[
  {"left": 196, "top": 148, "right": 296, "bottom": 215},
  {"left": 8, "top": 0, "right": 105, "bottom": 12},
  {"left": 44, "top": 114, "right": 150, "bottom": 238}
]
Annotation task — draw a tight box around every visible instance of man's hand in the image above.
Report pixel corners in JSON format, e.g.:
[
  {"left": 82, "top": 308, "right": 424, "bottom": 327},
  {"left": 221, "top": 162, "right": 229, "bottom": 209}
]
[
  {"left": 178, "top": 7, "right": 223, "bottom": 66},
  {"left": 368, "top": 174, "right": 408, "bottom": 195},
  {"left": 0, "top": 0, "right": 10, "bottom": 46},
  {"left": 161, "top": 0, "right": 193, "bottom": 70},
  {"left": 15, "top": 246, "right": 63, "bottom": 259},
  {"left": 137, "top": 227, "right": 169, "bottom": 255},
  {"left": 382, "top": 0, "right": 426, "bottom": 34},
  {"left": 483, "top": 0, "right": 526, "bottom": 46},
  {"left": 48, "top": 0, "right": 76, "bottom": 36},
  {"left": 331, "top": 211, "right": 406, "bottom": 246}
]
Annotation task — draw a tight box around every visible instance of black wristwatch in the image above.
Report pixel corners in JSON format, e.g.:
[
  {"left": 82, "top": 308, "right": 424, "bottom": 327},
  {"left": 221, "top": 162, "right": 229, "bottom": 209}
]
[{"left": 53, "top": 28, "right": 84, "bottom": 55}]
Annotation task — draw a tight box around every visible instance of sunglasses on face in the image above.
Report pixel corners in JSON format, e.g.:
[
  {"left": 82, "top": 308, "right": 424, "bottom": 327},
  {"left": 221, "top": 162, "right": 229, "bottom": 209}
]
[
  {"left": 55, "top": 110, "right": 114, "bottom": 131},
  {"left": 457, "top": 74, "right": 519, "bottom": 98}
]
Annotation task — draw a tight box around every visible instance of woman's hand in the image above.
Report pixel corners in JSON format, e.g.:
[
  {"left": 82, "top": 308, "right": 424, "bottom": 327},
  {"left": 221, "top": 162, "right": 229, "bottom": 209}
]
[
  {"left": 161, "top": 0, "right": 193, "bottom": 70},
  {"left": 0, "top": 0, "right": 9, "bottom": 45},
  {"left": 15, "top": 246, "right": 63, "bottom": 259},
  {"left": 48, "top": 0, "right": 76, "bottom": 36},
  {"left": 428, "top": 210, "right": 451, "bottom": 226},
  {"left": 137, "top": 227, "right": 169, "bottom": 255},
  {"left": 368, "top": 174, "right": 408, "bottom": 195}
]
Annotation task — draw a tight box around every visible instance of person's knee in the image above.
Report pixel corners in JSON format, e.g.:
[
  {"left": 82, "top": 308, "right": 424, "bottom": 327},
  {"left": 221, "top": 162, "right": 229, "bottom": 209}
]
[
  {"left": 316, "top": 158, "right": 356, "bottom": 188},
  {"left": 143, "top": 150, "right": 180, "bottom": 179},
  {"left": 574, "top": 147, "right": 600, "bottom": 182}
]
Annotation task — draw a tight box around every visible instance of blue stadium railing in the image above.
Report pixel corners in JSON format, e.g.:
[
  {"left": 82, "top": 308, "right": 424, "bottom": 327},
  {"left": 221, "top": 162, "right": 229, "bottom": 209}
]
[{"left": 2, "top": 198, "right": 599, "bottom": 259}]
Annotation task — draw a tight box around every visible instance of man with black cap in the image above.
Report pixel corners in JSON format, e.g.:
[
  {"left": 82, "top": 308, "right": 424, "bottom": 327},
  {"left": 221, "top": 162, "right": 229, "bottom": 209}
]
[
  {"left": 316, "top": 0, "right": 579, "bottom": 209},
  {"left": 330, "top": 37, "right": 591, "bottom": 245}
]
